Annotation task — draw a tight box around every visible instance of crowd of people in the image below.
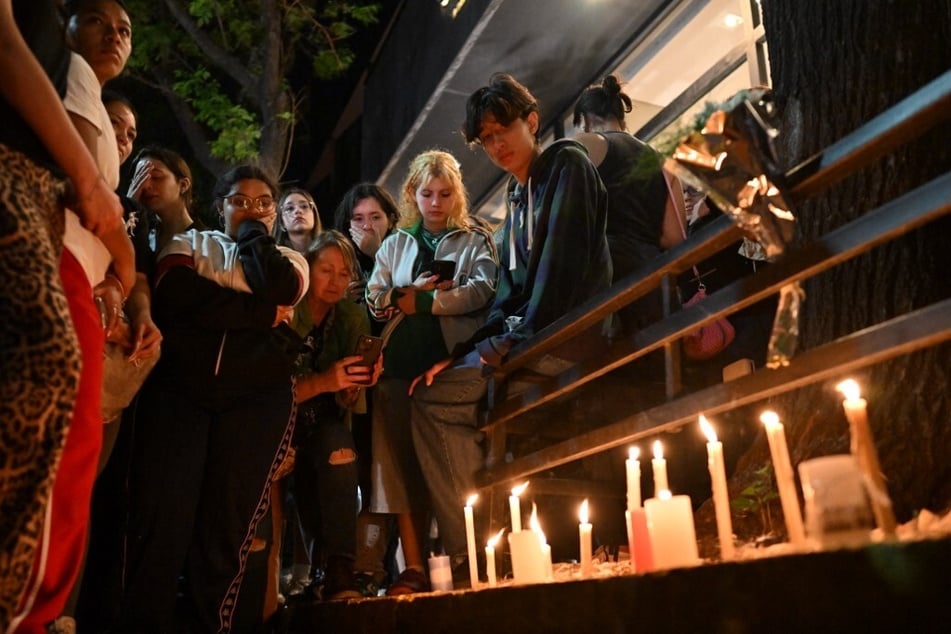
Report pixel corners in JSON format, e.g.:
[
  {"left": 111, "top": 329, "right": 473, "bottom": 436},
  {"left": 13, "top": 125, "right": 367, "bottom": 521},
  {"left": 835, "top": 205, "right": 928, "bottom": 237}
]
[{"left": 1, "top": 1, "right": 771, "bottom": 632}]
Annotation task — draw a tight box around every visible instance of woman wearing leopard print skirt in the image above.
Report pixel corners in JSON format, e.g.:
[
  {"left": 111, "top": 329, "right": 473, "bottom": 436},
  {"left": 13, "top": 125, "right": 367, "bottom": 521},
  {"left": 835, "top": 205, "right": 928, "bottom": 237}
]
[{"left": 0, "top": 0, "right": 125, "bottom": 628}]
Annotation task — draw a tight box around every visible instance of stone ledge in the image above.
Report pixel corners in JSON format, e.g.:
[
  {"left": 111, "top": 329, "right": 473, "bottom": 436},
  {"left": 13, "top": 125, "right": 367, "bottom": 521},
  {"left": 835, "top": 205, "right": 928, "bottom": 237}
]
[{"left": 286, "top": 537, "right": 950, "bottom": 633}]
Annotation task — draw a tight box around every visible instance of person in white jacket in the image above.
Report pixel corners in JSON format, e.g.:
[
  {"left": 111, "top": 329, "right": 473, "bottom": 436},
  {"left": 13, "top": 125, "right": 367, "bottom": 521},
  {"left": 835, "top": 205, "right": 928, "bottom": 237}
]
[{"left": 365, "top": 150, "right": 497, "bottom": 594}]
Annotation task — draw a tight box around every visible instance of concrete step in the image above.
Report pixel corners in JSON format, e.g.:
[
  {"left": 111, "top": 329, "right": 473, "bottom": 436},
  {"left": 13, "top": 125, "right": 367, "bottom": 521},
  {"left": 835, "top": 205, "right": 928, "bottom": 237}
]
[{"left": 283, "top": 537, "right": 950, "bottom": 633}]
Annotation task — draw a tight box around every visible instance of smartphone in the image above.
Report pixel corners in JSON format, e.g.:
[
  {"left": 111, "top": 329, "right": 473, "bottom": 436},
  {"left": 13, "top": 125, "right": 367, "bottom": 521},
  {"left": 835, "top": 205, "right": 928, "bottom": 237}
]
[
  {"left": 426, "top": 259, "right": 457, "bottom": 282},
  {"left": 353, "top": 334, "right": 383, "bottom": 370}
]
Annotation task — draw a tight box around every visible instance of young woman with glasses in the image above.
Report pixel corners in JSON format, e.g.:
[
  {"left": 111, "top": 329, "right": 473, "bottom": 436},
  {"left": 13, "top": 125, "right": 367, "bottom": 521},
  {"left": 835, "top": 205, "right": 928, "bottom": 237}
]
[
  {"left": 274, "top": 186, "right": 322, "bottom": 254},
  {"left": 116, "top": 165, "right": 309, "bottom": 632}
]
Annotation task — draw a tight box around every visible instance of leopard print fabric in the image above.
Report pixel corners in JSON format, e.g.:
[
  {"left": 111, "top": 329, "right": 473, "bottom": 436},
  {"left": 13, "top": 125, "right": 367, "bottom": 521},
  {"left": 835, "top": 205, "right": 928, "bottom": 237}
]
[{"left": 0, "top": 143, "right": 81, "bottom": 624}]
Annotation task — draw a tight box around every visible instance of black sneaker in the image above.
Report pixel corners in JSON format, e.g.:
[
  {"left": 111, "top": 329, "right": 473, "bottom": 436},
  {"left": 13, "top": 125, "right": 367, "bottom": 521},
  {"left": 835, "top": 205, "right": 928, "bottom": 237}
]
[
  {"left": 319, "top": 555, "right": 362, "bottom": 601},
  {"left": 354, "top": 572, "right": 381, "bottom": 598}
]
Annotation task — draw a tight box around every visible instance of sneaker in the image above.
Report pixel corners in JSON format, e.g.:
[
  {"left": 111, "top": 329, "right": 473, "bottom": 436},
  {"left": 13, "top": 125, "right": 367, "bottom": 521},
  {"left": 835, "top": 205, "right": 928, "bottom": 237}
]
[
  {"left": 354, "top": 572, "right": 381, "bottom": 598},
  {"left": 385, "top": 567, "right": 430, "bottom": 596},
  {"left": 48, "top": 617, "right": 77, "bottom": 634},
  {"left": 319, "top": 556, "right": 363, "bottom": 601}
]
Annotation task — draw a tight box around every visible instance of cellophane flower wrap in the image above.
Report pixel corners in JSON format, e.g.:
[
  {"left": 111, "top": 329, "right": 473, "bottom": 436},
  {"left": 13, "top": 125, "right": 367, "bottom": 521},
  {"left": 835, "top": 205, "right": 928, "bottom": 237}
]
[{"left": 663, "top": 88, "right": 803, "bottom": 367}]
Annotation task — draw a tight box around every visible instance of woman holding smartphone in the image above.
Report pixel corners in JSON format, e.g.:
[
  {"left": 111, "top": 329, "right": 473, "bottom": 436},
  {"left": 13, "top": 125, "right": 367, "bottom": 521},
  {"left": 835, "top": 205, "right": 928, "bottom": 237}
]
[
  {"left": 291, "top": 230, "right": 383, "bottom": 600},
  {"left": 365, "top": 149, "right": 497, "bottom": 594}
]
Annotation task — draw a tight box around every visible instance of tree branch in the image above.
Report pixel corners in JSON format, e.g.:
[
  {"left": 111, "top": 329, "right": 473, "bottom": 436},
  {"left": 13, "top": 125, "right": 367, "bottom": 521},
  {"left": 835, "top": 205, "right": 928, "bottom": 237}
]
[{"left": 161, "top": 0, "right": 256, "bottom": 92}]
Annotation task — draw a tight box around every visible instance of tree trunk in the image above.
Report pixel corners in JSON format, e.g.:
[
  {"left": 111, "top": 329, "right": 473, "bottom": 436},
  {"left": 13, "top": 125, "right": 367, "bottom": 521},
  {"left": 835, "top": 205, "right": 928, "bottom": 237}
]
[{"left": 710, "top": 0, "right": 951, "bottom": 544}]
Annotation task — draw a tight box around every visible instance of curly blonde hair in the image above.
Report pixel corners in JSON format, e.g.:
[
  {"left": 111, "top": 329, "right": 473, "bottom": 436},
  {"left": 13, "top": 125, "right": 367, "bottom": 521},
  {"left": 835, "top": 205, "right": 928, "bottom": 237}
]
[{"left": 398, "top": 150, "right": 470, "bottom": 230}]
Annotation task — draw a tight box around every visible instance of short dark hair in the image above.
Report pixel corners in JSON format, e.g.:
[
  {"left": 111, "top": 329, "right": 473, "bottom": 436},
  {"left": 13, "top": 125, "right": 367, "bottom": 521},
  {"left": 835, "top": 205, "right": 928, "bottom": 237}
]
[
  {"left": 462, "top": 73, "right": 538, "bottom": 145},
  {"left": 64, "top": 0, "right": 128, "bottom": 17},
  {"left": 101, "top": 88, "right": 137, "bottom": 122},
  {"left": 573, "top": 75, "right": 633, "bottom": 130},
  {"left": 212, "top": 165, "right": 278, "bottom": 205},
  {"left": 332, "top": 182, "right": 399, "bottom": 235}
]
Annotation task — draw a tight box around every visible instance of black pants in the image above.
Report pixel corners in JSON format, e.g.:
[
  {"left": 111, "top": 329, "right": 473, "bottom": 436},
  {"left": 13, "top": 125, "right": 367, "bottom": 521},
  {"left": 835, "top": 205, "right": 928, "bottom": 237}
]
[{"left": 116, "top": 379, "right": 294, "bottom": 633}]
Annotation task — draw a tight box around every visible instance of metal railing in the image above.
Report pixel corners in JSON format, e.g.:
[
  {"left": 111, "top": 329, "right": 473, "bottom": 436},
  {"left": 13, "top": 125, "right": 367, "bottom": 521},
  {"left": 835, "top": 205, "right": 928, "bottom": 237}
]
[{"left": 474, "top": 69, "right": 951, "bottom": 490}]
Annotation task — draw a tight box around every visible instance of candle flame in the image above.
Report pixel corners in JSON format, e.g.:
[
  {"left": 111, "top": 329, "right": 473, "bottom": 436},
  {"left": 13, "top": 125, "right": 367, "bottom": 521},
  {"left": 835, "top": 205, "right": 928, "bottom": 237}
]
[
  {"left": 579, "top": 499, "right": 589, "bottom": 524},
  {"left": 511, "top": 481, "right": 529, "bottom": 497},
  {"left": 465, "top": 493, "right": 478, "bottom": 507},
  {"left": 760, "top": 410, "right": 780, "bottom": 427},
  {"left": 529, "top": 503, "right": 540, "bottom": 531},
  {"left": 836, "top": 379, "right": 861, "bottom": 401},
  {"left": 699, "top": 414, "right": 718, "bottom": 443},
  {"left": 487, "top": 528, "right": 505, "bottom": 549},
  {"left": 529, "top": 503, "right": 547, "bottom": 543},
  {"left": 628, "top": 446, "right": 640, "bottom": 461},
  {"left": 652, "top": 439, "right": 664, "bottom": 460}
]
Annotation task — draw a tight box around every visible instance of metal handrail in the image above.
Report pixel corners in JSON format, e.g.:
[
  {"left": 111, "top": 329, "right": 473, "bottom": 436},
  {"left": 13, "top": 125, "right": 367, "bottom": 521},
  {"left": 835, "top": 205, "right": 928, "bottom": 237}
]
[
  {"left": 473, "top": 70, "right": 951, "bottom": 490},
  {"left": 489, "top": 70, "right": 951, "bottom": 386}
]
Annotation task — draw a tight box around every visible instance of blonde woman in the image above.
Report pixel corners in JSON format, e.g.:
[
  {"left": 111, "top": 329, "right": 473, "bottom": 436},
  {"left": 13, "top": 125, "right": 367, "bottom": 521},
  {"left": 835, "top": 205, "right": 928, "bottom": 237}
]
[{"left": 365, "top": 149, "right": 497, "bottom": 594}]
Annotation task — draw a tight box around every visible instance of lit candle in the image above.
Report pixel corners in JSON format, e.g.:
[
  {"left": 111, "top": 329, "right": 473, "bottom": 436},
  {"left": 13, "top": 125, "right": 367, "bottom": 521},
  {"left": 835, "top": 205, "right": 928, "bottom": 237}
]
[
  {"left": 644, "top": 489, "right": 699, "bottom": 569},
  {"left": 836, "top": 379, "right": 897, "bottom": 537},
  {"left": 509, "top": 503, "right": 547, "bottom": 584},
  {"left": 509, "top": 481, "right": 529, "bottom": 532},
  {"left": 760, "top": 410, "right": 806, "bottom": 546},
  {"left": 579, "top": 499, "right": 593, "bottom": 578},
  {"left": 464, "top": 494, "right": 479, "bottom": 588},
  {"left": 652, "top": 440, "right": 669, "bottom": 494},
  {"left": 625, "top": 446, "right": 642, "bottom": 512},
  {"left": 530, "top": 504, "right": 553, "bottom": 580},
  {"left": 485, "top": 529, "right": 504, "bottom": 587},
  {"left": 699, "top": 415, "right": 735, "bottom": 560}
]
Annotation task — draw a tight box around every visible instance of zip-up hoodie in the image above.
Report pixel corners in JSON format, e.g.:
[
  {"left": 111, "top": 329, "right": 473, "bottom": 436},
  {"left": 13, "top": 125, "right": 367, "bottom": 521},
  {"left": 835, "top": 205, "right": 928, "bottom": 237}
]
[
  {"left": 466, "top": 139, "right": 612, "bottom": 367},
  {"left": 150, "top": 220, "right": 309, "bottom": 394},
  {"left": 366, "top": 222, "right": 498, "bottom": 354}
]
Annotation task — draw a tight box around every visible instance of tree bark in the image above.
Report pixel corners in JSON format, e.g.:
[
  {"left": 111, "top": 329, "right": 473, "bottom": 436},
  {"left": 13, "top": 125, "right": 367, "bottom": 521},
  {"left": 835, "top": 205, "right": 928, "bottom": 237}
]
[{"left": 712, "top": 0, "right": 951, "bottom": 544}]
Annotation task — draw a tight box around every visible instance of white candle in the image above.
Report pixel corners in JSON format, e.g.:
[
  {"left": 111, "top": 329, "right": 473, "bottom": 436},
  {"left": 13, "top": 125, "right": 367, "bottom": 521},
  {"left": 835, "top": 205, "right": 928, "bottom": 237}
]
[
  {"left": 509, "top": 481, "right": 529, "bottom": 532},
  {"left": 644, "top": 490, "right": 699, "bottom": 569},
  {"left": 485, "top": 529, "right": 504, "bottom": 587},
  {"left": 508, "top": 529, "right": 546, "bottom": 584},
  {"left": 836, "top": 379, "right": 897, "bottom": 536},
  {"left": 529, "top": 503, "right": 553, "bottom": 580},
  {"left": 699, "top": 415, "right": 735, "bottom": 560},
  {"left": 652, "top": 440, "right": 669, "bottom": 494},
  {"left": 625, "top": 446, "right": 642, "bottom": 512},
  {"left": 760, "top": 411, "right": 806, "bottom": 546},
  {"left": 464, "top": 494, "right": 479, "bottom": 588},
  {"left": 579, "top": 499, "right": 593, "bottom": 578}
]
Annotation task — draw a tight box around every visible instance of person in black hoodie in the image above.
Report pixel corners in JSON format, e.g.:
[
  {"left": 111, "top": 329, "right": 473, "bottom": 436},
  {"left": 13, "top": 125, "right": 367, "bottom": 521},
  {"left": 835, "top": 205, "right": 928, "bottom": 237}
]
[
  {"left": 116, "top": 165, "right": 308, "bottom": 633},
  {"left": 407, "top": 73, "right": 611, "bottom": 583}
]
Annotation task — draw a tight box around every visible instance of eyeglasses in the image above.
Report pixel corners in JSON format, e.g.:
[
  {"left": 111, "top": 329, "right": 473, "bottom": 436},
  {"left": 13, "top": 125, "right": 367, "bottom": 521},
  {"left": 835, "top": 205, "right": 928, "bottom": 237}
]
[
  {"left": 282, "top": 201, "right": 316, "bottom": 214},
  {"left": 222, "top": 194, "right": 276, "bottom": 212}
]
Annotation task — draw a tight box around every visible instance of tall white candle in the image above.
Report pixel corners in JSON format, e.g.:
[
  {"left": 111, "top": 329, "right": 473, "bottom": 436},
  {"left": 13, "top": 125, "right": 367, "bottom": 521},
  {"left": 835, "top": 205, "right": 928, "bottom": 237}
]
[
  {"left": 579, "top": 499, "right": 593, "bottom": 578},
  {"left": 625, "top": 446, "right": 642, "bottom": 512},
  {"left": 699, "top": 415, "right": 735, "bottom": 560},
  {"left": 644, "top": 490, "right": 699, "bottom": 569},
  {"left": 509, "top": 481, "right": 529, "bottom": 532},
  {"left": 836, "top": 379, "right": 897, "bottom": 537},
  {"left": 760, "top": 411, "right": 806, "bottom": 546},
  {"left": 485, "top": 529, "right": 504, "bottom": 587},
  {"left": 464, "top": 494, "right": 479, "bottom": 588},
  {"left": 652, "top": 440, "right": 669, "bottom": 494}
]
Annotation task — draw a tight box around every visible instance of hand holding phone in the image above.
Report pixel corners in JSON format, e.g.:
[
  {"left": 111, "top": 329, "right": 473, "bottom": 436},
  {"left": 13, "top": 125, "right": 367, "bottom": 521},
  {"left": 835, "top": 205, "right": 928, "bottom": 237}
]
[
  {"left": 425, "top": 259, "right": 456, "bottom": 282},
  {"left": 352, "top": 335, "right": 383, "bottom": 385}
]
